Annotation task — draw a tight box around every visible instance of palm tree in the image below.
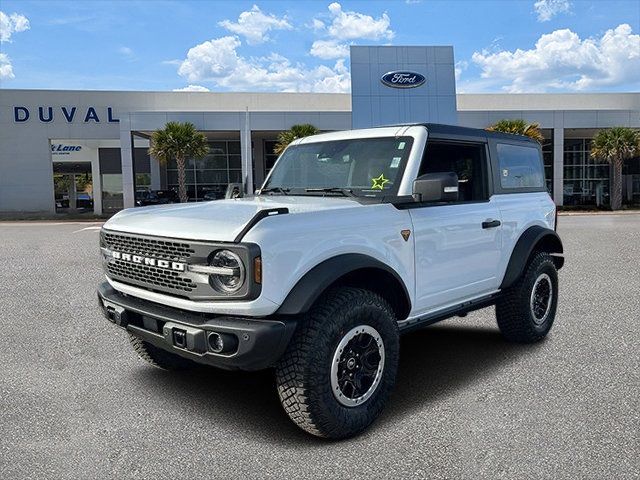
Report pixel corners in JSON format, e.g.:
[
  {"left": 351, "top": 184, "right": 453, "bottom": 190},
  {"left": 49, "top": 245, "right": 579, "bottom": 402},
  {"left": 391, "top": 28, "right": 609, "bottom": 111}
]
[
  {"left": 274, "top": 124, "right": 320, "bottom": 155},
  {"left": 487, "top": 119, "right": 545, "bottom": 143},
  {"left": 590, "top": 127, "right": 640, "bottom": 210},
  {"left": 148, "top": 122, "right": 209, "bottom": 203}
]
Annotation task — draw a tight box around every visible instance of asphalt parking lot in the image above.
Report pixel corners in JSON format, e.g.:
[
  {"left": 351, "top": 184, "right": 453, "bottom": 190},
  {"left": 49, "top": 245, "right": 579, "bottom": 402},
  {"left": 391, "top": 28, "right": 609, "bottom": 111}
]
[{"left": 1, "top": 214, "right": 638, "bottom": 479}]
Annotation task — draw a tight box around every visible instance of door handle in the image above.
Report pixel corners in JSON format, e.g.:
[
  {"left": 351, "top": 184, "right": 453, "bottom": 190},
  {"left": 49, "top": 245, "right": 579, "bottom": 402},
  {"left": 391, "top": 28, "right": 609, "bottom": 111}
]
[{"left": 482, "top": 219, "right": 501, "bottom": 229}]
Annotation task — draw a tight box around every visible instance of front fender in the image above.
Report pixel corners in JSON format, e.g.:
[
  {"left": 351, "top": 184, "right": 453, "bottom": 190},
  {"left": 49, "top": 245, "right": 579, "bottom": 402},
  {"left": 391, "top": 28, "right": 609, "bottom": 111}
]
[{"left": 276, "top": 253, "right": 411, "bottom": 315}]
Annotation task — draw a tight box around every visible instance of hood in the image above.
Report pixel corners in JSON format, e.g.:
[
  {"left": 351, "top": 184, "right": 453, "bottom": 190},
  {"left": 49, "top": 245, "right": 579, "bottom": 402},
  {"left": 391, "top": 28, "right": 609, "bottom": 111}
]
[{"left": 103, "top": 196, "right": 361, "bottom": 241}]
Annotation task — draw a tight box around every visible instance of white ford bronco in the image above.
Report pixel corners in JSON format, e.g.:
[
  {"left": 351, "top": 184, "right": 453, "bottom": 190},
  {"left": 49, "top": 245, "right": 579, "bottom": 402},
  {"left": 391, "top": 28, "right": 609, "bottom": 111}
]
[{"left": 98, "top": 123, "right": 563, "bottom": 439}]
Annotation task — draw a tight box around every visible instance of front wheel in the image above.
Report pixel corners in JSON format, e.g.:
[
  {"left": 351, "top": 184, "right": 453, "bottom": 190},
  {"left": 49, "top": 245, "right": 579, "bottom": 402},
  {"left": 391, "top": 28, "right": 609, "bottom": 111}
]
[
  {"left": 275, "top": 288, "right": 399, "bottom": 439},
  {"left": 496, "top": 251, "right": 559, "bottom": 343}
]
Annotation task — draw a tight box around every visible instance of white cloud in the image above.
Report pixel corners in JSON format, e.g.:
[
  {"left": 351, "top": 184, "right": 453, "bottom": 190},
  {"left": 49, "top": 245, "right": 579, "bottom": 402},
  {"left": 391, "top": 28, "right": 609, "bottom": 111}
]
[
  {"left": 309, "top": 18, "right": 325, "bottom": 32},
  {"left": 218, "top": 5, "right": 291, "bottom": 45},
  {"left": 177, "top": 3, "right": 396, "bottom": 92},
  {"left": 533, "top": 0, "right": 571, "bottom": 22},
  {"left": 308, "top": 3, "right": 394, "bottom": 60},
  {"left": 310, "top": 40, "right": 350, "bottom": 60},
  {"left": 325, "top": 2, "right": 394, "bottom": 41},
  {"left": 118, "top": 46, "right": 136, "bottom": 61},
  {"left": 173, "top": 85, "right": 210, "bottom": 92},
  {"left": 0, "top": 52, "right": 14, "bottom": 79},
  {"left": 178, "top": 36, "right": 243, "bottom": 81},
  {"left": 0, "top": 11, "right": 30, "bottom": 42},
  {"left": 177, "top": 35, "right": 350, "bottom": 93},
  {"left": 471, "top": 24, "right": 640, "bottom": 92}
]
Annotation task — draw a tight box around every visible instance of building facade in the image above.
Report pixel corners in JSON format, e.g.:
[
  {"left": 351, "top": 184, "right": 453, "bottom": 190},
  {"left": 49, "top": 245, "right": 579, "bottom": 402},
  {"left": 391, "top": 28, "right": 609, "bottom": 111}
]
[{"left": 1, "top": 45, "right": 639, "bottom": 215}]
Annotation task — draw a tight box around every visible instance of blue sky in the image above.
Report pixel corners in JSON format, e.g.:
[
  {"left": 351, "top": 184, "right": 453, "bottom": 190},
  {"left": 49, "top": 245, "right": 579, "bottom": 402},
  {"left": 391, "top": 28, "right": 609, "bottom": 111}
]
[{"left": 0, "top": 0, "right": 638, "bottom": 93}]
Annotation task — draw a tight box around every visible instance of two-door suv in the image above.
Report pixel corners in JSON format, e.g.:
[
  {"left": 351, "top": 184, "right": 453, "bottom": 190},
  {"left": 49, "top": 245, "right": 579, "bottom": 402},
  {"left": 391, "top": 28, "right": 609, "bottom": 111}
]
[{"left": 97, "top": 124, "right": 564, "bottom": 439}]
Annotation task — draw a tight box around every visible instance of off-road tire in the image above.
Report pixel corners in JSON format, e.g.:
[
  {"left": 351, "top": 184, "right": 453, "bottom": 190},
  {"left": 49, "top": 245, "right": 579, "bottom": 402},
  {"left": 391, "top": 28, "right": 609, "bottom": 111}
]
[
  {"left": 275, "top": 287, "right": 400, "bottom": 439},
  {"left": 128, "top": 333, "right": 197, "bottom": 370},
  {"left": 496, "top": 251, "right": 559, "bottom": 343}
]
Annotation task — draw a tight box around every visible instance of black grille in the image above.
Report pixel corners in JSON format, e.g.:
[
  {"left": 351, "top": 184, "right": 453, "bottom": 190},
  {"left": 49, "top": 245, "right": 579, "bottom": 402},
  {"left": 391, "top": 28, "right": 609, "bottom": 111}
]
[
  {"left": 106, "top": 260, "right": 195, "bottom": 292},
  {"left": 102, "top": 231, "right": 201, "bottom": 295},
  {"left": 102, "top": 232, "right": 195, "bottom": 261}
]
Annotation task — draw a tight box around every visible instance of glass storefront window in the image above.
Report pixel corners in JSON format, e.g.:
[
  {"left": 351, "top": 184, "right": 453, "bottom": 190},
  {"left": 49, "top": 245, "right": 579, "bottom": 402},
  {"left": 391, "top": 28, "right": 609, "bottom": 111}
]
[
  {"left": 264, "top": 140, "right": 279, "bottom": 177},
  {"left": 102, "top": 174, "right": 123, "bottom": 212},
  {"left": 136, "top": 173, "right": 151, "bottom": 189},
  {"left": 563, "top": 138, "right": 610, "bottom": 206},
  {"left": 52, "top": 162, "right": 94, "bottom": 213},
  {"left": 166, "top": 140, "right": 241, "bottom": 201},
  {"left": 542, "top": 136, "right": 553, "bottom": 195},
  {"left": 631, "top": 175, "right": 640, "bottom": 204}
]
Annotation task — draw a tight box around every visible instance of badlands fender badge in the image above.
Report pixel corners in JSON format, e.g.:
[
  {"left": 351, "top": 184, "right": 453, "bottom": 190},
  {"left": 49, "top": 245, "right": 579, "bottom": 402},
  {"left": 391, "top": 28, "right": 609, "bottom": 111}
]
[{"left": 401, "top": 229, "right": 411, "bottom": 241}]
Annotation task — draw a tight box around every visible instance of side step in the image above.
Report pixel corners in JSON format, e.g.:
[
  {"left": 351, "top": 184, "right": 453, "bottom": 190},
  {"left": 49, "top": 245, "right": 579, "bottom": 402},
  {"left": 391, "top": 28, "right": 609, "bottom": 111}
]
[{"left": 397, "top": 293, "right": 500, "bottom": 333}]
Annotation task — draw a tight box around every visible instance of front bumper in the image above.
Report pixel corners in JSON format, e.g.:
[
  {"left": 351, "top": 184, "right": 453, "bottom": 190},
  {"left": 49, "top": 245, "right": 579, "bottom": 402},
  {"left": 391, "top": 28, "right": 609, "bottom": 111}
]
[{"left": 97, "top": 282, "right": 297, "bottom": 371}]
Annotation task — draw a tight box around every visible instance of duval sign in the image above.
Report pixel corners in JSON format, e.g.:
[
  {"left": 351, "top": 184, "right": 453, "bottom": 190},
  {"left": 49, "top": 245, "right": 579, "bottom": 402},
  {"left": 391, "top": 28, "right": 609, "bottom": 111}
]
[
  {"left": 13, "top": 106, "right": 119, "bottom": 123},
  {"left": 380, "top": 71, "right": 426, "bottom": 89}
]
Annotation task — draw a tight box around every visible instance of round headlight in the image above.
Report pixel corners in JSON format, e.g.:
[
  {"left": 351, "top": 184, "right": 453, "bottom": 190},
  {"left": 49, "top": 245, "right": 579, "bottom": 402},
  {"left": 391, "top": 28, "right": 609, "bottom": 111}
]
[{"left": 208, "top": 250, "right": 245, "bottom": 294}]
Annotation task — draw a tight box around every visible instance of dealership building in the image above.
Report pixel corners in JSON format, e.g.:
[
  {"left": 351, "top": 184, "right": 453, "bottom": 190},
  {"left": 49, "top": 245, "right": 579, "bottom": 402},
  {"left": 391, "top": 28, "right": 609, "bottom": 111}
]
[{"left": 1, "top": 45, "right": 639, "bottom": 215}]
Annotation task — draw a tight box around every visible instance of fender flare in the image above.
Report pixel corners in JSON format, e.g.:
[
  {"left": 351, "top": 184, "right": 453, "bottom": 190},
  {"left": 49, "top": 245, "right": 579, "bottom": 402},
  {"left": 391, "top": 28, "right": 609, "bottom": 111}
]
[
  {"left": 276, "top": 253, "right": 411, "bottom": 316},
  {"left": 500, "top": 226, "right": 564, "bottom": 290}
]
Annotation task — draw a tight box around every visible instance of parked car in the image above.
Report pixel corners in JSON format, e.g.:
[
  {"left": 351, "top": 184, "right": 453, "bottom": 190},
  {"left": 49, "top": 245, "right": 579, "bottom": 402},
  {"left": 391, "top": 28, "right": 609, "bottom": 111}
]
[
  {"left": 135, "top": 189, "right": 179, "bottom": 206},
  {"left": 55, "top": 194, "right": 69, "bottom": 209},
  {"left": 202, "top": 188, "right": 225, "bottom": 201},
  {"left": 76, "top": 192, "right": 93, "bottom": 209},
  {"left": 98, "top": 124, "right": 563, "bottom": 439}
]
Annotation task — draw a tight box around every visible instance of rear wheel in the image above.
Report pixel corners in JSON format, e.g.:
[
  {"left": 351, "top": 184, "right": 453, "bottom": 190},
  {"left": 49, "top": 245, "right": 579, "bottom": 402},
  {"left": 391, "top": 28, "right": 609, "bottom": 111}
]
[
  {"left": 496, "top": 251, "right": 559, "bottom": 343},
  {"left": 275, "top": 288, "right": 399, "bottom": 439},
  {"left": 128, "top": 333, "right": 197, "bottom": 370}
]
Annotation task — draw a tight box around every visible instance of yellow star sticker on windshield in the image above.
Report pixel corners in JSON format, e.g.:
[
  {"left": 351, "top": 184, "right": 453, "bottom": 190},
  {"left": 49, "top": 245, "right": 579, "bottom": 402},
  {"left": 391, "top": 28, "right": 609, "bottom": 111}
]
[{"left": 371, "top": 173, "right": 390, "bottom": 190}]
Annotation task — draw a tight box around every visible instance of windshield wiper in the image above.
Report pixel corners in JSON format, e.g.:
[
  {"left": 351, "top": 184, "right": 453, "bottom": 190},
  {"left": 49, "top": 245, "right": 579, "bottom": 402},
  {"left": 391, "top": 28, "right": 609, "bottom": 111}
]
[
  {"left": 305, "top": 187, "right": 356, "bottom": 197},
  {"left": 260, "top": 187, "right": 290, "bottom": 195}
]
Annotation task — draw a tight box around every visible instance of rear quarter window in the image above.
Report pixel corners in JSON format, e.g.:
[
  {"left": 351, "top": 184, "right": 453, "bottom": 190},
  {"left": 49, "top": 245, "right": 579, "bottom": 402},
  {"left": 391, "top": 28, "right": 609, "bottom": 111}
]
[{"left": 497, "top": 143, "right": 544, "bottom": 189}]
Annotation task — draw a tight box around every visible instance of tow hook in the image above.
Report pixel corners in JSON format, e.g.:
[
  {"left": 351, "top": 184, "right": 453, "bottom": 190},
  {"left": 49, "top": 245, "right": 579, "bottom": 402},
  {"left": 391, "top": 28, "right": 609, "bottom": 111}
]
[
  {"left": 162, "top": 322, "right": 207, "bottom": 354},
  {"left": 172, "top": 329, "right": 187, "bottom": 348},
  {"left": 100, "top": 296, "right": 128, "bottom": 327}
]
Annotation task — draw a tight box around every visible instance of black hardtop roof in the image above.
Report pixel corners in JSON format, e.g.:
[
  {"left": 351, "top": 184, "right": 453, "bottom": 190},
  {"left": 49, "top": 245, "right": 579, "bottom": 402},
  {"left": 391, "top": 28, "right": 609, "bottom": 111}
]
[{"left": 388, "top": 122, "right": 539, "bottom": 144}]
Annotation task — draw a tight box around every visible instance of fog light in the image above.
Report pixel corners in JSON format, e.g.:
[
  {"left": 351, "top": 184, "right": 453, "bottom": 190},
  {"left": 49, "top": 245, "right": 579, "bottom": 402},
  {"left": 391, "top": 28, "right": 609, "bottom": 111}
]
[{"left": 207, "top": 332, "right": 239, "bottom": 354}]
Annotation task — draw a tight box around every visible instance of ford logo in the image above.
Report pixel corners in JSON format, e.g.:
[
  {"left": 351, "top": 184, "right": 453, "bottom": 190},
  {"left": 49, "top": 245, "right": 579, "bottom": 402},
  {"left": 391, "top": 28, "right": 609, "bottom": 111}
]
[{"left": 380, "top": 71, "right": 426, "bottom": 89}]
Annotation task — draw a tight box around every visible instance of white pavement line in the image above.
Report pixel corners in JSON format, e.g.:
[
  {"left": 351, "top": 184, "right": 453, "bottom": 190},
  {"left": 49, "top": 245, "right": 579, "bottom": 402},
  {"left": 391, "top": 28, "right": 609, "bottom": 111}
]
[{"left": 73, "top": 226, "right": 104, "bottom": 233}]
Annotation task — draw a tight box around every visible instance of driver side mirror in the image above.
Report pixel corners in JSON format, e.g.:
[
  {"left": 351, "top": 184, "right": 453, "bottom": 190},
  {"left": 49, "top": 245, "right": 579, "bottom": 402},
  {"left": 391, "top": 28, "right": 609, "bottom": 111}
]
[
  {"left": 412, "top": 172, "right": 459, "bottom": 203},
  {"left": 225, "top": 183, "right": 244, "bottom": 199}
]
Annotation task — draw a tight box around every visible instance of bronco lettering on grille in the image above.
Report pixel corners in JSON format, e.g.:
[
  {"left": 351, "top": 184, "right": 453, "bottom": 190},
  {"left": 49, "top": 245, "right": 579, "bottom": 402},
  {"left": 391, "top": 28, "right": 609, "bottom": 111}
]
[{"left": 111, "top": 250, "right": 186, "bottom": 271}]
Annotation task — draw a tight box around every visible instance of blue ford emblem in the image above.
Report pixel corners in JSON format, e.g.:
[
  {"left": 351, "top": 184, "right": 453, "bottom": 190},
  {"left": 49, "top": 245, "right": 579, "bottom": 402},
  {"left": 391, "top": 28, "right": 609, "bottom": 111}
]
[{"left": 380, "top": 71, "right": 426, "bottom": 89}]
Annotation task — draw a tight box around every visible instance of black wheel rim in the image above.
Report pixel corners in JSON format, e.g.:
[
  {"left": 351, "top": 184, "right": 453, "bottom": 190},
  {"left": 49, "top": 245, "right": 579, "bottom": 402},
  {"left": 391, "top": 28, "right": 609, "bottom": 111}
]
[
  {"left": 530, "top": 273, "right": 553, "bottom": 325},
  {"left": 331, "top": 326, "right": 385, "bottom": 407}
]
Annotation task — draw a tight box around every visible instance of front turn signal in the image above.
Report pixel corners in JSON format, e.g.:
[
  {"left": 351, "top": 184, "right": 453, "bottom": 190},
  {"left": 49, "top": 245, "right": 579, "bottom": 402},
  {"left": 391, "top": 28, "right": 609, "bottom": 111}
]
[{"left": 254, "top": 256, "right": 262, "bottom": 284}]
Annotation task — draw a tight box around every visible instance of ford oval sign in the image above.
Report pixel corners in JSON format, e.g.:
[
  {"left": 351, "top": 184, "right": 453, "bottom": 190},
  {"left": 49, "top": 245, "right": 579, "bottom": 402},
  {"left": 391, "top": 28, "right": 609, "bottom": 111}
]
[{"left": 380, "top": 71, "right": 426, "bottom": 89}]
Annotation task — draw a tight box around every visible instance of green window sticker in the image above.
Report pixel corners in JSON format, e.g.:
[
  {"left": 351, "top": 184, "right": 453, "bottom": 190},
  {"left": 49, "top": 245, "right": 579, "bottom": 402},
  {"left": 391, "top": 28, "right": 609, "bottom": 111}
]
[{"left": 371, "top": 174, "right": 390, "bottom": 190}]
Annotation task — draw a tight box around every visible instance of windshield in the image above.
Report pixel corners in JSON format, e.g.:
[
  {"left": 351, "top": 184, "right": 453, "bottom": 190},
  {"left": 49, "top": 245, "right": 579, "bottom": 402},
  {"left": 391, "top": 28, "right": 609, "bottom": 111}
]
[{"left": 262, "top": 136, "right": 413, "bottom": 196}]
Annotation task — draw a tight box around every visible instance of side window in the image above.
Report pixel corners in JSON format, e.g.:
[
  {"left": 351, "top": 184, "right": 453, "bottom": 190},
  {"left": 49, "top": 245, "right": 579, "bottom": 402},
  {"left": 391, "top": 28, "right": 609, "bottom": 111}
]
[
  {"left": 419, "top": 141, "right": 488, "bottom": 202},
  {"left": 497, "top": 143, "right": 544, "bottom": 189}
]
